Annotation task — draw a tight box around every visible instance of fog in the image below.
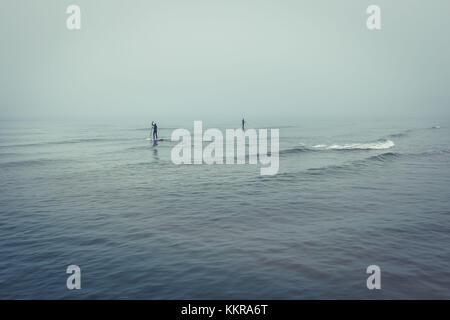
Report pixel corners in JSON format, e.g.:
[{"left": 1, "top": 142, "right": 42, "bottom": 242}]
[{"left": 1, "top": 0, "right": 449, "bottom": 123}]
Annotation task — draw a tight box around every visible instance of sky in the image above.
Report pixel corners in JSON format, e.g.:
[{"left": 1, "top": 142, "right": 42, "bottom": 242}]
[{"left": 1, "top": 0, "right": 449, "bottom": 123}]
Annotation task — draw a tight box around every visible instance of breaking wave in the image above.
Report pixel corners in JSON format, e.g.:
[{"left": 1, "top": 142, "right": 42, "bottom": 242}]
[
  {"left": 327, "top": 139, "right": 395, "bottom": 150},
  {"left": 311, "top": 139, "right": 395, "bottom": 151},
  {"left": 275, "top": 139, "right": 395, "bottom": 156}
]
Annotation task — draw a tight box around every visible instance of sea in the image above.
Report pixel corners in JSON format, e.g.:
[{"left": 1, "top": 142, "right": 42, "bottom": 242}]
[{"left": 0, "top": 117, "right": 449, "bottom": 299}]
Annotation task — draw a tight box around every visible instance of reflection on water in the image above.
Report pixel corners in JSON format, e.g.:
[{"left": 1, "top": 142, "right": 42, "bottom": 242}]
[{"left": 152, "top": 144, "right": 159, "bottom": 160}]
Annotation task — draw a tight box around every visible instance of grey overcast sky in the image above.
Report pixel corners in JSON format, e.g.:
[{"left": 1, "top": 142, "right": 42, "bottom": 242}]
[{"left": 1, "top": 0, "right": 449, "bottom": 122}]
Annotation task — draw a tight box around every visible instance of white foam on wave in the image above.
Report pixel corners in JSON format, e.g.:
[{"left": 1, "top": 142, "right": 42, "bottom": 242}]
[{"left": 326, "top": 140, "right": 395, "bottom": 150}]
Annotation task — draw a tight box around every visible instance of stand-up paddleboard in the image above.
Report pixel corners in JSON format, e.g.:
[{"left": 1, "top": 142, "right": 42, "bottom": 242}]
[{"left": 146, "top": 137, "right": 164, "bottom": 141}]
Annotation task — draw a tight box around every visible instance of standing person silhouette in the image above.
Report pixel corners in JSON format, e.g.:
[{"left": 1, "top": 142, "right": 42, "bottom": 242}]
[
  {"left": 242, "top": 118, "right": 245, "bottom": 131},
  {"left": 152, "top": 122, "right": 158, "bottom": 139}
]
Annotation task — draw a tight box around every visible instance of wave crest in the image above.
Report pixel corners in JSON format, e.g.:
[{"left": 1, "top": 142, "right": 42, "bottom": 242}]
[{"left": 326, "top": 139, "right": 395, "bottom": 150}]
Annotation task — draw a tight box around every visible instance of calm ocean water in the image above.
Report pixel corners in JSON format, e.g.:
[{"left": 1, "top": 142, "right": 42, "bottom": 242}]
[{"left": 0, "top": 118, "right": 449, "bottom": 299}]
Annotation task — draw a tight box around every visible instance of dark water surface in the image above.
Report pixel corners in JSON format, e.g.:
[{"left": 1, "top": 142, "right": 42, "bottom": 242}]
[{"left": 1, "top": 119, "right": 449, "bottom": 299}]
